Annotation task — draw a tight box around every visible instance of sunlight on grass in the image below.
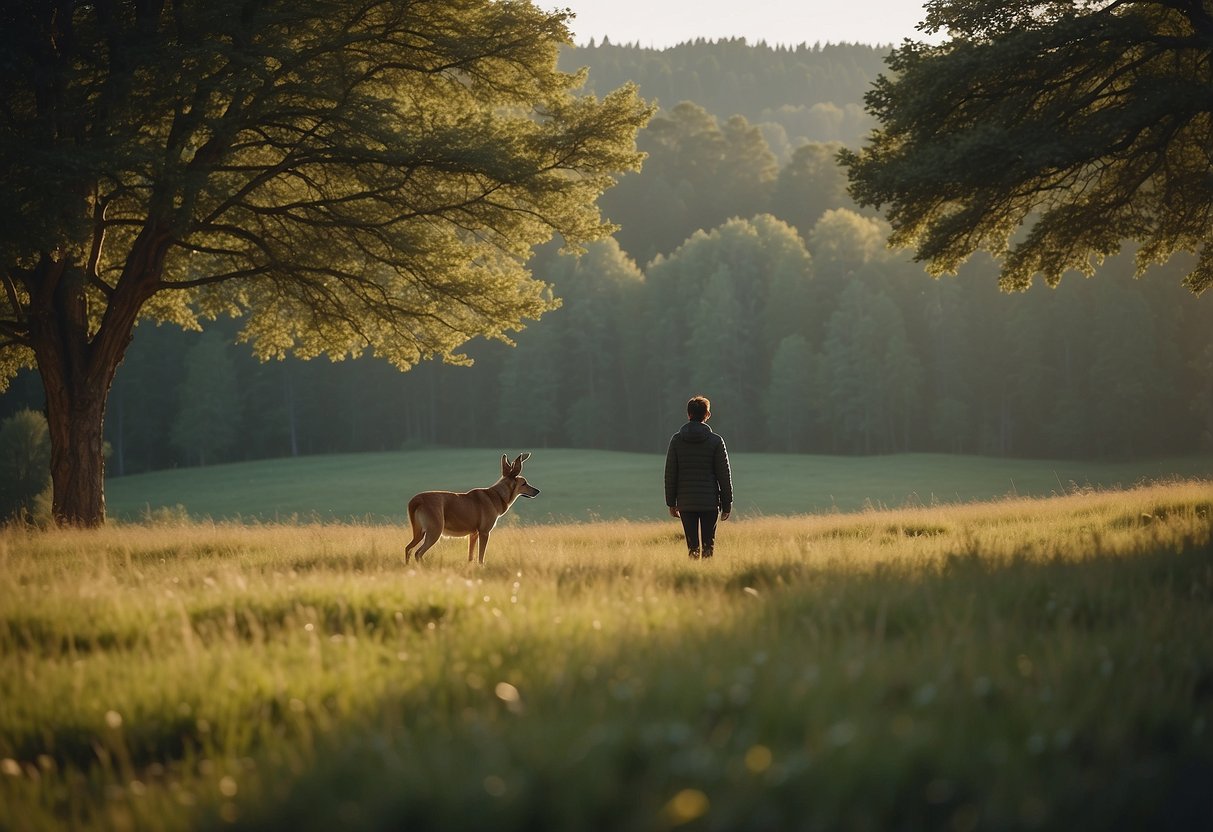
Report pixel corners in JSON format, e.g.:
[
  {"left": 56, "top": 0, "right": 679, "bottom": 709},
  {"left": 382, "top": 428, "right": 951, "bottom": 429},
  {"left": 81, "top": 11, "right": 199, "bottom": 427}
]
[{"left": 1, "top": 481, "right": 1210, "bottom": 830}]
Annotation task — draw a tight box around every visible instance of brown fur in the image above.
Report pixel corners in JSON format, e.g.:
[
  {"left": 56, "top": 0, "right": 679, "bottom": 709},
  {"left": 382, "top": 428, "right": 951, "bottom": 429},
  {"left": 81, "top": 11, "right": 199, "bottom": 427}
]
[{"left": 405, "top": 453, "right": 540, "bottom": 564}]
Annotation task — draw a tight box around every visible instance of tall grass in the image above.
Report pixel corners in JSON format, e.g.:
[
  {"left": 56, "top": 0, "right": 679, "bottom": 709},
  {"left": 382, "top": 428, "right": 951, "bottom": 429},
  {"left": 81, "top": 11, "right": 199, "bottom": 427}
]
[{"left": 1, "top": 481, "right": 1211, "bottom": 830}]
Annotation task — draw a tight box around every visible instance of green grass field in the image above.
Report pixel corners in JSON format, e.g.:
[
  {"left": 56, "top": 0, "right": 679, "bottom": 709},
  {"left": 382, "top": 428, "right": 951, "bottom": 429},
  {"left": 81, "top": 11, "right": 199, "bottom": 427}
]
[
  {"left": 1, "top": 479, "right": 1211, "bottom": 830},
  {"left": 104, "top": 448, "right": 1213, "bottom": 523}
]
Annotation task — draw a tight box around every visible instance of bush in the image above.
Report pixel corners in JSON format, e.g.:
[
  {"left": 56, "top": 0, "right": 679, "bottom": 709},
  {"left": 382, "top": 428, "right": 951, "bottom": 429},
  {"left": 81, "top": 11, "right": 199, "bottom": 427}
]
[{"left": 0, "top": 408, "right": 51, "bottom": 521}]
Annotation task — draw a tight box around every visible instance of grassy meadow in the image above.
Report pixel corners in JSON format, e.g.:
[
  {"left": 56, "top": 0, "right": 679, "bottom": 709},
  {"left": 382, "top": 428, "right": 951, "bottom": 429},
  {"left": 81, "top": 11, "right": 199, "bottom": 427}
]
[
  {"left": 2, "top": 480, "right": 1211, "bottom": 830},
  {"left": 104, "top": 448, "right": 1213, "bottom": 523}
]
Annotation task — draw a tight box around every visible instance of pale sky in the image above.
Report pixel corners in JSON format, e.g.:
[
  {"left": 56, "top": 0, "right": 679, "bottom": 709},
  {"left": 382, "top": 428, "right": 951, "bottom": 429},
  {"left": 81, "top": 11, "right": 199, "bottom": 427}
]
[{"left": 546, "top": 1, "right": 935, "bottom": 48}]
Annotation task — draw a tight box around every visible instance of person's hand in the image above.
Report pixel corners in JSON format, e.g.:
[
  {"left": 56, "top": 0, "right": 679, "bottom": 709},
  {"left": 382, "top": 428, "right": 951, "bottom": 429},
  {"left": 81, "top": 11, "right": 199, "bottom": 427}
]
[
  {"left": 721, "top": 511, "right": 731, "bottom": 521},
  {"left": 668, "top": 506, "right": 680, "bottom": 518}
]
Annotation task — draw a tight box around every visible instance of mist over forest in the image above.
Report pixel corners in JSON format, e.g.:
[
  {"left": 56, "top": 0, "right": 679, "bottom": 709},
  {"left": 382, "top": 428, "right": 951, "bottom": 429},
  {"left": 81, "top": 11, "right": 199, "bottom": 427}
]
[{"left": 3, "top": 39, "right": 1210, "bottom": 473}]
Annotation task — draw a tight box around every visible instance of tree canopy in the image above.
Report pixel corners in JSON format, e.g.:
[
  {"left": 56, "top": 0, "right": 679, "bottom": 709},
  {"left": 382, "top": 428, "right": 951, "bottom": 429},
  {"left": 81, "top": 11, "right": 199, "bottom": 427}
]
[
  {"left": 841, "top": 0, "right": 1213, "bottom": 294},
  {"left": 0, "top": 0, "right": 650, "bottom": 524}
]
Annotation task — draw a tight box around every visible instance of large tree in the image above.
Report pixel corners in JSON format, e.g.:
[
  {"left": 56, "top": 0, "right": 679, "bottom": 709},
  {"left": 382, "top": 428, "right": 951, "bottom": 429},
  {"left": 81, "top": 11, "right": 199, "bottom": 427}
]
[
  {"left": 841, "top": 0, "right": 1213, "bottom": 295},
  {"left": 0, "top": 0, "right": 650, "bottom": 524}
]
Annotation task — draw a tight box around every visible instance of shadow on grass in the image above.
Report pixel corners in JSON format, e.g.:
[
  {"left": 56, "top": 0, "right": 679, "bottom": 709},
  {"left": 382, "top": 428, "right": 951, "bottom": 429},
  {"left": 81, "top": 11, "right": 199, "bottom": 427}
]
[{"left": 186, "top": 536, "right": 1213, "bottom": 832}]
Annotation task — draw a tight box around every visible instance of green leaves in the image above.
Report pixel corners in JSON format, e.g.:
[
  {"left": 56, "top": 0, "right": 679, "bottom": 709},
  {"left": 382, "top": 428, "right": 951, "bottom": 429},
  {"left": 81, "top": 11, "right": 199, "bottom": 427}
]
[
  {"left": 843, "top": 0, "right": 1213, "bottom": 294},
  {"left": 1, "top": 0, "right": 652, "bottom": 377}
]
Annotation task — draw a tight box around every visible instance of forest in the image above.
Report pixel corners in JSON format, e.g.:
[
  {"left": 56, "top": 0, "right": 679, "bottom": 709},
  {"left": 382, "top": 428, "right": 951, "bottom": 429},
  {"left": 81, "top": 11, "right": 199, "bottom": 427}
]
[{"left": 2, "top": 39, "right": 1211, "bottom": 474}]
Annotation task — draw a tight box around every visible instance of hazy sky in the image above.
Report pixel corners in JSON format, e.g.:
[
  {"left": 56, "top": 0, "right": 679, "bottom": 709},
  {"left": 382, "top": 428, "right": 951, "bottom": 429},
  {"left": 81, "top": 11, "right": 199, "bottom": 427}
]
[{"left": 546, "top": 1, "right": 934, "bottom": 48}]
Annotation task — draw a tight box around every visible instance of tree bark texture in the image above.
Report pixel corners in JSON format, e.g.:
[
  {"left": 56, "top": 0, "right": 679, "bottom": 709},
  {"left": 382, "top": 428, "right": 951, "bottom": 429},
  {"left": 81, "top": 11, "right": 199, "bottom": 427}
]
[{"left": 25, "top": 229, "right": 164, "bottom": 525}]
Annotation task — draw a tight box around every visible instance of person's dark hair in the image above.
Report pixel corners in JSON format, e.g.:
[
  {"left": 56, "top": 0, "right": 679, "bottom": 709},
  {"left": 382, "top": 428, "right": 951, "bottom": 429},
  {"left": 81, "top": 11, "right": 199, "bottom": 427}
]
[{"left": 687, "top": 395, "right": 710, "bottom": 422}]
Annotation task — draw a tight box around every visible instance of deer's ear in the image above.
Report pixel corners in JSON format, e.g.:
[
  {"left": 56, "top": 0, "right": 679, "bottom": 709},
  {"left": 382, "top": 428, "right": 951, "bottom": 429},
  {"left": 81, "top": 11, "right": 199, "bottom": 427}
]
[
  {"left": 517, "top": 452, "right": 531, "bottom": 465},
  {"left": 501, "top": 454, "right": 510, "bottom": 476}
]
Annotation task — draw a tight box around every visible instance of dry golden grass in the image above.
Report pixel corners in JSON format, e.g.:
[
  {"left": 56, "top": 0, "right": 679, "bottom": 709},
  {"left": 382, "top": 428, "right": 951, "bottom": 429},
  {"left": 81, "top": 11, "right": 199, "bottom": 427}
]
[{"left": 1, "top": 481, "right": 1210, "bottom": 830}]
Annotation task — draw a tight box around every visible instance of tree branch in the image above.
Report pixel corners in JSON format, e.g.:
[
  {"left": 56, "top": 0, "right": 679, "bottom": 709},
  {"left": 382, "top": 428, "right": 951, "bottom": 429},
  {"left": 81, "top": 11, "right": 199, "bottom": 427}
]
[
  {"left": 84, "top": 193, "right": 116, "bottom": 299},
  {"left": 159, "top": 266, "right": 271, "bottom": 289},
  {"left": 0, "top": 317, "right": 31, "bottom": 343},
  {"left": 2, "top": 268, "right": 28, "bottom": 326}
]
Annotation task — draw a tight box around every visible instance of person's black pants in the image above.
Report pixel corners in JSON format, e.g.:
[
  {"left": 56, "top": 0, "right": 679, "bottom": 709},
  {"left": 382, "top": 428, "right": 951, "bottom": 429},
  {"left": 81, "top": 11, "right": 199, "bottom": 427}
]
[{"left": 680, "top": 510, "right": 719, "bottom": 555}]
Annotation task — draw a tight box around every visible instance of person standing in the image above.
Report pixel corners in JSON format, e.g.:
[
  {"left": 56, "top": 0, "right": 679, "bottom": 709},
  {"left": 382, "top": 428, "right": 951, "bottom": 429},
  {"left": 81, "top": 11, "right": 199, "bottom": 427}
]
[{"left": 664, "top": 395, "right": 733, "bottom": 559}]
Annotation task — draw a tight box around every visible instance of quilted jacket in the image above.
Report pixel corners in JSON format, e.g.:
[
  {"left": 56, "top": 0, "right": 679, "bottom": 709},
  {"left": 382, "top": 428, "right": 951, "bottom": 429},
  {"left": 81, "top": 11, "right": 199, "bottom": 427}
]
[{"left": 664, "top": 420, "right": 733, "bottom": 513}]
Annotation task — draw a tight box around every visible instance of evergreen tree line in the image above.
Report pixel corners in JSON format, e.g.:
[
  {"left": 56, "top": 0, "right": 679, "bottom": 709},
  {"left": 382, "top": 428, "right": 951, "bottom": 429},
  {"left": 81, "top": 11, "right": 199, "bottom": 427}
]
[
  {"left": 5, "top": 206, "right": 1206, "bottom": 475},
  {"left": 561, "top": 39, "right": 885, "bottom": 153},
  {"left": 3, "top": 214, "right": 1209, "bottom": 473}
]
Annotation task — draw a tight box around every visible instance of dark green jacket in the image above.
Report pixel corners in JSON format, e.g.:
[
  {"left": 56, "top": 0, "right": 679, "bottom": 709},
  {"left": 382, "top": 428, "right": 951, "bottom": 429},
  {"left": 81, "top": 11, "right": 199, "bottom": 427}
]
[{"left": 664, "top": 421, "right": 733, "bottom": 513}]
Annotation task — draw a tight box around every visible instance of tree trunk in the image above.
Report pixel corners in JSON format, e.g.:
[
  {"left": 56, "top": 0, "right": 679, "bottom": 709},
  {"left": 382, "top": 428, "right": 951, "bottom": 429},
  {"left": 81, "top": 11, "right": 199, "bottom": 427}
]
[
  {"left": 27, "top": 259, "right": 113, "bottom": 526},
  {"left": 44, "top": 380, "right": 109, "bottom": 526},
  {"left": 27, "top": 232, "right": 162, "bottom": 526},
  {"left": 112, "top": 390, "right": 125, "bottom": 478}
]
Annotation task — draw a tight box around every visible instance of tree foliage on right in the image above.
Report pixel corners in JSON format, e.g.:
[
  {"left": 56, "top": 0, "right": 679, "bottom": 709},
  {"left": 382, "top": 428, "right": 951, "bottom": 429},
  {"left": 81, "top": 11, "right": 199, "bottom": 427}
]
[{"left": 841, "top": 0, "right": 1213, "bottom": 294}]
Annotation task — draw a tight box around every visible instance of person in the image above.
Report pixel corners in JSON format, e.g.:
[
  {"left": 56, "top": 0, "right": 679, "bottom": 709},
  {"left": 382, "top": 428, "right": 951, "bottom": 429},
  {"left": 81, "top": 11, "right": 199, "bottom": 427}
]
[{"left": 664, "top": 395, "right": 733, "bottom": 559}]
